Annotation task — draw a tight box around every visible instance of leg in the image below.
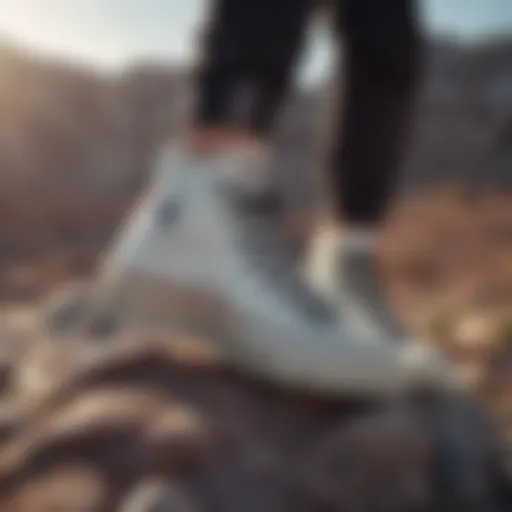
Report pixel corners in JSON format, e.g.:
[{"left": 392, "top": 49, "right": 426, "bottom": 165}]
[
  {"left": 189, "top": 0, "right": 313, "bottom": 155},
  {"left": 306, "top": 0, "right": 424, "bottom": 340},
  {"left": 333, "top": 0, "right": 423, "bottom": 226}
]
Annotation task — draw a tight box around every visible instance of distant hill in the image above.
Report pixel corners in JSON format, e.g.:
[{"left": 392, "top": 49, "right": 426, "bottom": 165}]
[
  {"left": 406, "top": 38, "right": 512, "bottom": 187},
  {"left": 0, "top": 37, "right": 511, "bottom": 194}
]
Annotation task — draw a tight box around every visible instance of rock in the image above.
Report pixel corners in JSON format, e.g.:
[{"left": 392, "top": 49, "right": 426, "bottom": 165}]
[
  {"left": 410, "top": 391, "right": 509, "bottom": 510},
  {"left": 300, "top": 407, "right": 433, "bottom": 511},
  {"left": 298, "top": 394, "right": 512, "bottom": 511},
  {"left": 4, "top": 464, "right": 108, "bottom": 512},
  {"left": 120, "top": 479, "right": 197, "bottom": 512},
  {"left": 15, "top": 338, "right": 100, "bottom": 399},
  {"left": 42, "top": 280, "right": 94, "bottom": 336},
  {"left": 0, "top": 387, "right": 216, "bottom": 502}
]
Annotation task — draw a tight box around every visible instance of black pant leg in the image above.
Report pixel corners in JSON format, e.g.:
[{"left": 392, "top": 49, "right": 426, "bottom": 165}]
[
  {"left": 330, "top": 0, "right": 423, "bottom": 225},
  {"left": 194, "top": 0, "right": 314, "bottom": 136}
]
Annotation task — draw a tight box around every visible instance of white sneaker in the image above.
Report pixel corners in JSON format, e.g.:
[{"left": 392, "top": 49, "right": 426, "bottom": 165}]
[
  {"left": 305, "top": 230, "right": 405, "bottom": 342},
  {"left": 95, "top": 146, "right": 450, "bottom": 397}
]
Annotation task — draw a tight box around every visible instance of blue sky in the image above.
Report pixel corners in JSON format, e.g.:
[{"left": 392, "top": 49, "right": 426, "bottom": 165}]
[{"left": 0, "top": 0, "right": 511, "bottom": 83}]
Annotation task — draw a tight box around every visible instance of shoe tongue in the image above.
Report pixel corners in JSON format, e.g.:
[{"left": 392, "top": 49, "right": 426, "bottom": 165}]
[{"left": 217, "top": 150, "right": 284, "bottom": 215}]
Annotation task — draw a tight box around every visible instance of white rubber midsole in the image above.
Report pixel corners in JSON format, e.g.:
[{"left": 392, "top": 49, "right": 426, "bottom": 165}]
[{"left": 91, "top": 272, "right": 451, "bottom": 398}]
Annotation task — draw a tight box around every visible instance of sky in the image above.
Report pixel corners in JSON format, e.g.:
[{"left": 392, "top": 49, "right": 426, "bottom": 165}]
[{"left": 0, "top": 0, "right": 511, "bottom": 84}]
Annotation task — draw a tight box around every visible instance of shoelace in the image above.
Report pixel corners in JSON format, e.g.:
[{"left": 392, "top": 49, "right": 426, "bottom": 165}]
[{"left": 225, "top": 186, "right": 337, "bottom": 325}]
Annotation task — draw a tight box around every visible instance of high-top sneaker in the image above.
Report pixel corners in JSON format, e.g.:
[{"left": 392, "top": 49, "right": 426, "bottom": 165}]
[
  {"left": 305, "top": 228, "right": 415, "bottom": 342},
  {"left": 96, "top": 146, "right": 449, "bottom": 397},
  {"left": 339, "top": 240, "right": 407, "bottom": 342}
]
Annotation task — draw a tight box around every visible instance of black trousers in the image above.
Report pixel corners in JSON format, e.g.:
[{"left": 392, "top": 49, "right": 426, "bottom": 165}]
[{"left": 194, "top": 0, "right": 422, "bottom": 225}]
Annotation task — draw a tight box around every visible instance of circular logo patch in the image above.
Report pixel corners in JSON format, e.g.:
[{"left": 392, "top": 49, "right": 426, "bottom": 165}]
[{"left": 155, "top": 197, "right": 181, "bottom": 229}]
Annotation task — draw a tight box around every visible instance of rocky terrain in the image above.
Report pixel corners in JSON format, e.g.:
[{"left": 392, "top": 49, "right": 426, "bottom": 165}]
[{"left": 0, "top": 38, "right": 510, "bottom": 510}]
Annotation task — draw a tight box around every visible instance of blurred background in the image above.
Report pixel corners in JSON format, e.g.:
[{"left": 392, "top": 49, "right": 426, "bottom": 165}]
[{"left": 0, "top": 1, "right": 509, "bottom": 509}]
